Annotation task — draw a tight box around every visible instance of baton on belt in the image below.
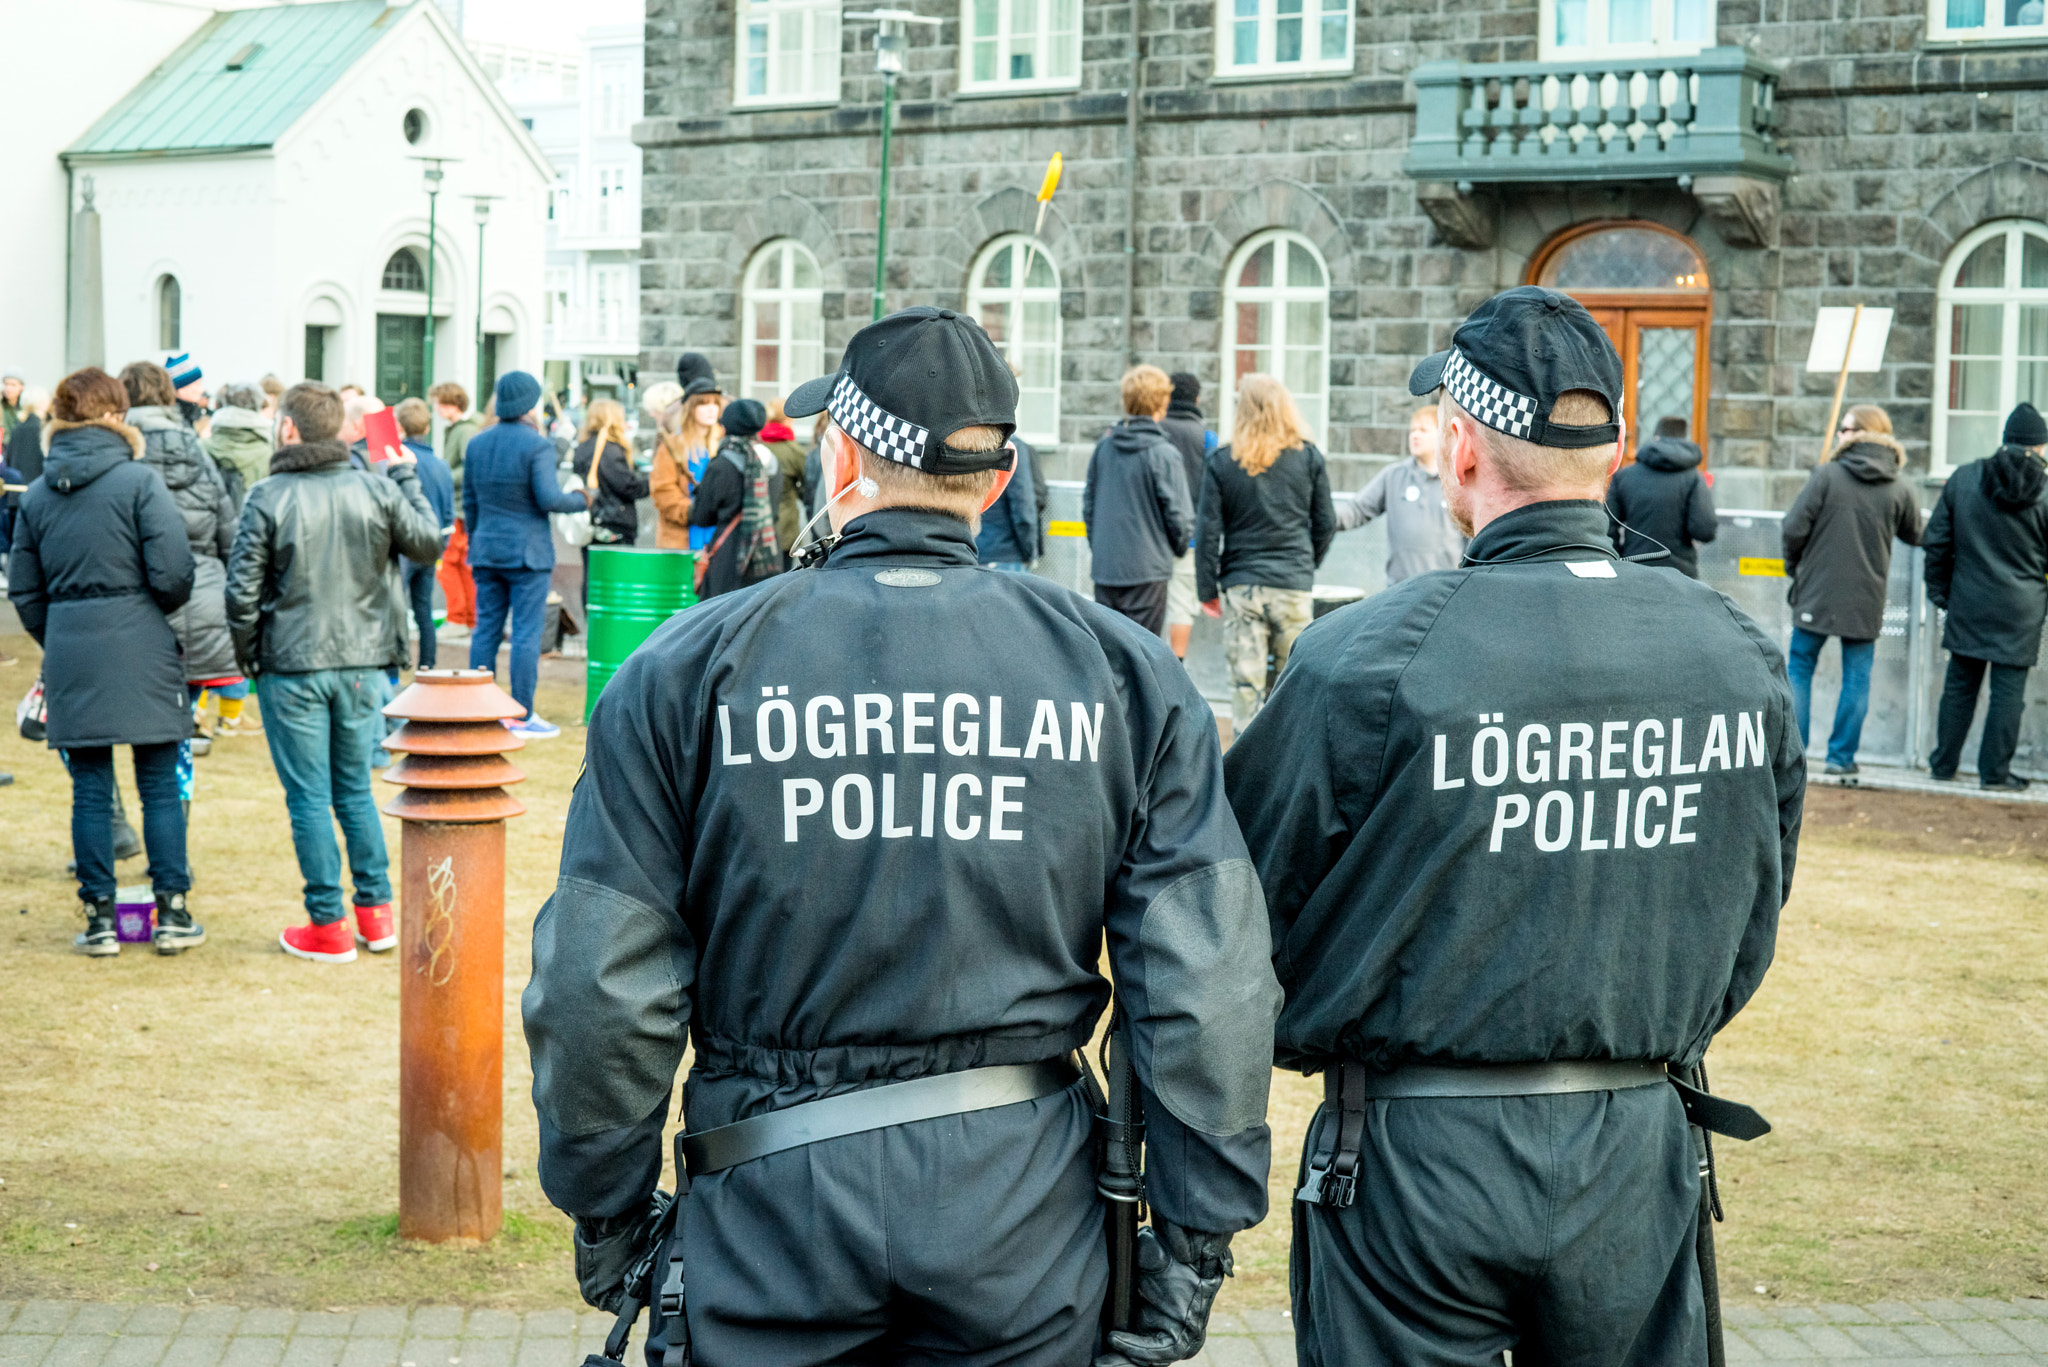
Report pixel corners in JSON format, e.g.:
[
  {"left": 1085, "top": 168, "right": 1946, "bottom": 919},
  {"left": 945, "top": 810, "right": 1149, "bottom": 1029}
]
[{"left": 1095, "top": 1006, "right": 1146, "bottom": 1333}]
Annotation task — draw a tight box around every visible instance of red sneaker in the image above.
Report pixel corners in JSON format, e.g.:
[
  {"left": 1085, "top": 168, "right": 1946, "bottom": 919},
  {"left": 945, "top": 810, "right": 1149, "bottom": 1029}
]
[
  {"left": 280, "top": 918, "right": 358, "bottom": 963},
  {"left": 354, "top": 903, "right": 397, "bottom": 953}
]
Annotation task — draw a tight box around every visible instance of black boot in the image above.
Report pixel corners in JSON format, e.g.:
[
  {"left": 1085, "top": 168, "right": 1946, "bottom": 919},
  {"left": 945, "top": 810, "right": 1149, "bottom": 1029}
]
[
  {"left": 74, "top": 899, "right": 119, "bottom": 957},
  {"left": 152, "top": 890, "right": 206, "bottom": 955}
]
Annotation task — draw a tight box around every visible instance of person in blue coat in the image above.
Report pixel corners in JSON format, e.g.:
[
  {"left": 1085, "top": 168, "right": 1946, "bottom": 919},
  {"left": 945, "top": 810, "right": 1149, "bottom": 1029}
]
[
  {"left": 463, "top": 371, "right": 587, "bottom": 737},
  {"left": 395, "top": 397, "right": 456, "bottom": 668}
]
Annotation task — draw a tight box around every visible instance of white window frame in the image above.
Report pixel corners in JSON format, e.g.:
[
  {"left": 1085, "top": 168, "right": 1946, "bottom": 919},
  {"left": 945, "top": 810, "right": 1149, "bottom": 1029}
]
[
  {"left": 741, "top": 240, "right": 826, "bottom": 404},
  {"left": 1212, "top": 0, "right": 1353, "bottom": 80},
  {"left": 544, "top": 268, "right": 571, "bottom": 328},
  {"left": 593, "top": 166, "right": 629, "bottom": 236},
  {"left": 966, "top": 235, "right": 1063, "bottom": 447},
  {"left": 597, "top": 62, "right": 630, "bottom": 133},
  {"left": 1933, "top": 218, "right": 2048, "bottom": 473},
  {"left": 1537, "top": 0, "right": 1716, "bottom": 59},
  {"left": 1927, "top": 0, "right": 2048, "bottom": 40},
  {"left": 1219, "top": 229, "right": 1330, "bottom": 444},
  {"left": 592, "top": 264, "right": 632, "bottom": 343},
  {"left": 733, "top": 0, "right": 842, "bottom": 108},
  {"left": 957, "top": 0, "right": 1083, "bottom": 94}
]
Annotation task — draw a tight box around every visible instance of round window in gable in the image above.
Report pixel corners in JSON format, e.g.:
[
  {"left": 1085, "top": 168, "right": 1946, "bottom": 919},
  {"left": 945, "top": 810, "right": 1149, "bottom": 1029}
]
[{"left": 403, "top": 108, "right": 428, "bottom": 145}]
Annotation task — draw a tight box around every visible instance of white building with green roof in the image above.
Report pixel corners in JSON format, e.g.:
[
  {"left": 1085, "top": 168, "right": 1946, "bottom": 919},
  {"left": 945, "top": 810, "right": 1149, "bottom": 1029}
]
[{"left": 60, "top": 0, "right": 552, "bottom": 405}]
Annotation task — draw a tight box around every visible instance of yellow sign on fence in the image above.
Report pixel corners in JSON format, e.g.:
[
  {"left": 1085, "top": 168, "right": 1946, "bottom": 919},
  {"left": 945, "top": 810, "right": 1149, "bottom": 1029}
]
[
  {"left": 1048, "top": 520, "right": 1087, "bottom": 538},
  {"left": 1738, "top": 557, "right": 1787, "bottom": 578}
]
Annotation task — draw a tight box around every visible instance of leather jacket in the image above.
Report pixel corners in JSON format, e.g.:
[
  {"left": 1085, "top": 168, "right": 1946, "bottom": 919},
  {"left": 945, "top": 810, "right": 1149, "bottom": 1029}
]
[{"left": 225, "top": 440, "right": 444, "bottom": 675}]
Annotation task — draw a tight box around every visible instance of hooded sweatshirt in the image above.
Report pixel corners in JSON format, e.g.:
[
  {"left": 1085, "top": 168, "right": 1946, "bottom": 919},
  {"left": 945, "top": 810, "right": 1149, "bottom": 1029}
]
[
  {"left": 202, "top": 406, "right": 274, "bottom": 504},
  {"left": 1083, "top": 417, "right": 1194, "bottom": 586},
  {"left": 1923, "top": 444, "right": 2048, "bottom": 666},
  {"left": 1781, "top": 435, "right": 1922, "bottom": 641},
  {"left": 1605, "top": 436, "right": 1719, "bottom": 579}
]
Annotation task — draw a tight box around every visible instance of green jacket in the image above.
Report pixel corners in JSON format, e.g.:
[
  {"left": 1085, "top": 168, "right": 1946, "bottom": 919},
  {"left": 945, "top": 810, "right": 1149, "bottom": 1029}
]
[
  {"left": 442, "top": 416, "right": 481, "bottom": 499},
  {"left": 201, "top": 408, "right": 274, "bottom": 506}
]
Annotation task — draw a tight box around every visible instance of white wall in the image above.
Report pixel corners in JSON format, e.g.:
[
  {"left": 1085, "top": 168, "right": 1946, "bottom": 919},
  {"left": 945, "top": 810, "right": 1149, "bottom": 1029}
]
[{"left": 0, "top": 0, "right": 224, "bottom": 388}]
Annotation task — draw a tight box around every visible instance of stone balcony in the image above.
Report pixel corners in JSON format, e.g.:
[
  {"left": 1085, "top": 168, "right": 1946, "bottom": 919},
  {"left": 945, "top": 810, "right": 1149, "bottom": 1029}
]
[{"left": 1403, "top": 46, "right": 1795, "bottom": 251}]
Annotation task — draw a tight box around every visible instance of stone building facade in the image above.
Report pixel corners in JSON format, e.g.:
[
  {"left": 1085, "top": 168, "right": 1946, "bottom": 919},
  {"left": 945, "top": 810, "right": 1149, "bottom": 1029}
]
[{"left": 635, "top": 0, "right": 2048, "bottom": 498}]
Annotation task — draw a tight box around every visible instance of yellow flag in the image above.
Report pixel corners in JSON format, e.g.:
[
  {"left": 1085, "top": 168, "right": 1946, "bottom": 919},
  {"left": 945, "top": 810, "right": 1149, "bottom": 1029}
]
[{"left": 1036, "top": 153, "right": 1063, "bottom": 203}]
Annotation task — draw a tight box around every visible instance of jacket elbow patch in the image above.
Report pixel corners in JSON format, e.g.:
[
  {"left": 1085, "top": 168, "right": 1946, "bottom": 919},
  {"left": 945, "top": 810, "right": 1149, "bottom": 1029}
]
[
  {"left": 1137, "top": 859, "right": 1282, "bottom": 1136},
  {"left": 522, "top": 877, "right": 688, "bottom": 1137}
]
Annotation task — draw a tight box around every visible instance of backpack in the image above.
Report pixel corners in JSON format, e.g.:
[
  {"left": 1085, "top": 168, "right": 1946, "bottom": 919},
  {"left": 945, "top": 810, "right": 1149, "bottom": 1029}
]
[{"left": 729, "top": 439, "right": 781, "bottom": 585}]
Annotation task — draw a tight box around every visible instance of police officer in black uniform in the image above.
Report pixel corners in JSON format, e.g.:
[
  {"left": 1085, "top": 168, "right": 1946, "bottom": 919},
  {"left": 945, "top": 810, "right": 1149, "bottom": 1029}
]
[
  {"left": 523, "top": 305, "right": 1281, "bottom": 1366},
  {"left": 1225, "top": 287, "right": 1805, "bottom": 1366}
]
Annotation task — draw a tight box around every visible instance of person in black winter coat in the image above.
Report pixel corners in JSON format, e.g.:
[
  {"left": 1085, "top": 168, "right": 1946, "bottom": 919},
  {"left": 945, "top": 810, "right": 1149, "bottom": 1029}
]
[
  {"left": 1924, "top": 402, "right": 2048, "bottom": 789},
  {"left": 1780, "top": 404, "right": 1922, "bottom": 775},
  {"left": 1607, "top": 415, "right": 1719, "bottom": 577},
  {"left": 8, "top": 368, "right": 203, "bottom": 956},
  {"left": 5, "top": 387, "right": 45, "bottom": 485},
  {"left": 1157, "top": 372, "right": 1212, "bottom": 658},
  {"left": 688, "top": 399, "right": 777, "bottom": 598},
  {"left": 1195, "top": 373, "right": 1336, "bottom": 727},
  {"left": 1082, "top": 365, "right": 1194, "bottom": 635}
]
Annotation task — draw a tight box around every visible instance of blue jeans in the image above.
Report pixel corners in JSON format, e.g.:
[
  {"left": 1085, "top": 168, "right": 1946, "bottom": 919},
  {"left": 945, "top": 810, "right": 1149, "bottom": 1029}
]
[
  {"left": 1787, "top": 626, "right": 1875, "bottom": 768},
  {"left": 470, "top": 565, "right": 551, "bottom": 718},
  {"left": 405, "top": 560, "right": 438, "bottom": 669},
  {"left": 256, "top": 668, "right": 392, "bottom": 925},
  {"left": 67, "top": 743, "right": 188, "bottom": 904}
]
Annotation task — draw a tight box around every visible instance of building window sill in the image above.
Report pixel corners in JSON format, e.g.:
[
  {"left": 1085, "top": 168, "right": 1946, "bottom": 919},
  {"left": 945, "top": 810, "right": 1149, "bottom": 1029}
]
[
  {"left": 1209, "top": 63, "right": 1354, "bottom": 84},
  {"left": 730, "top": 95, "right": 841, "bottom": 111},
  {"left": 953, "top": 79, "right": 1084, "bottom": 99},
  {"left": 1921, "top": 32, "right": 2048, "bottom": 48}
]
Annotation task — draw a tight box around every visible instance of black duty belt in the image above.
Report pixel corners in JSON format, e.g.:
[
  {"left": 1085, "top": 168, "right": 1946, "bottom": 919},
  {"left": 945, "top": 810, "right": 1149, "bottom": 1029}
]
[
  {"left": 676, "top": 1058, "right": 1077, "bottom": 1178},
  {"left": 1297, "top": 1059, "right": 1770, "bottom": 1209}
]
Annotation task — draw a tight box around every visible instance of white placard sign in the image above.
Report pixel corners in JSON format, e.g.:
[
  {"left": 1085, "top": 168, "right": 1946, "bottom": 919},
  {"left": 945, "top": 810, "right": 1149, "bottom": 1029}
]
[{"left": 1805, "top": 306, "right": 1894, "bottom": 373}]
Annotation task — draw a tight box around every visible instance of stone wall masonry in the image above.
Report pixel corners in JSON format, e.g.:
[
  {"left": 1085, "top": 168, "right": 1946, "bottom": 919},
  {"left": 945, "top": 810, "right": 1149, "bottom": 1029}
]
[{"left": 641, "top": 0, "right": 2048, "bottom": 491}]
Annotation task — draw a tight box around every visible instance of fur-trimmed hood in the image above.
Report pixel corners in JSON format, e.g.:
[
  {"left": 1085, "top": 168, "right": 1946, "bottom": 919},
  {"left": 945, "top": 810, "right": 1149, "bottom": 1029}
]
[
  {"left": 1834, "top": 432, "right": 1908, "bottom": 484},
  {"left": 269, "top": 439, "right": 352, "bottom": 474},
  {"left": 41, "top": 416, "right": 144, "bottom": 492}
]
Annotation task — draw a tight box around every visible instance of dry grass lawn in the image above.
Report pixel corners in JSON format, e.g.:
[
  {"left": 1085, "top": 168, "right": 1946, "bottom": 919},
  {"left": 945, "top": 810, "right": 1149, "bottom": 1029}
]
[{"left": 0, "top": 631, "right": 2043, "bottom": 1315}]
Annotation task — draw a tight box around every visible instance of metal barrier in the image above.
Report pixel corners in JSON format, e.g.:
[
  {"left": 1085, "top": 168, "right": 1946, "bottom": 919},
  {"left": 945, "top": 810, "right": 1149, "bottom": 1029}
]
[{"left": 1037, "top": 483, "right": 2044, "bottom": 779}]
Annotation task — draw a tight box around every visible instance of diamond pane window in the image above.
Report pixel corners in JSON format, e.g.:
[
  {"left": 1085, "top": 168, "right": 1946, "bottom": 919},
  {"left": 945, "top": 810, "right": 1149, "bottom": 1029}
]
[
  {"left": 1537, "top": 227, "right": 1708, "bottom": 292},
  {"left": 1936, "top": 221, "right": 2048, "bottom": 469},
  {"left": 960, "top": 0, "right": 1079, "bottom": 92},
  {"left": 1222, "top": 231, "right": 1329, "bottom": 442},
  {"left": 1215, "top": 0, "right": 1352, "bottom": 77},
  {"left": 969, "top": 236, "right": 1062, "bottom": 444},
  {"left": 742, "top": 240, "right": 825, "bottom": 405}
]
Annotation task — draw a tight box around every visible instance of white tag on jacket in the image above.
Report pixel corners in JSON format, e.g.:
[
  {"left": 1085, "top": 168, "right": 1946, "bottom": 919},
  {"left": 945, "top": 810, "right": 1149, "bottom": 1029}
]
[{"left": 1566, "top": 561, "right": 1617, "bottom": 579}]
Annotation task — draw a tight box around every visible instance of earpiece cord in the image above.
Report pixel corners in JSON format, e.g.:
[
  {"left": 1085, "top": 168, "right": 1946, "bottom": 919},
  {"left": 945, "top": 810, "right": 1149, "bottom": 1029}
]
[
  {"left": 1458, "top": 511, "right": 1673, "bottom": 569},
  {"left": 790, "top": 472, "right": 880, "bottom": 569}
]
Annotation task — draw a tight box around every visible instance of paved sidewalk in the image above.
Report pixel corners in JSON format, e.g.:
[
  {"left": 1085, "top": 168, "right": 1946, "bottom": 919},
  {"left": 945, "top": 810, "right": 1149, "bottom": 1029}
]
[{"left": 5, "top": 1298, "right": 2048, "bottom": 1366}]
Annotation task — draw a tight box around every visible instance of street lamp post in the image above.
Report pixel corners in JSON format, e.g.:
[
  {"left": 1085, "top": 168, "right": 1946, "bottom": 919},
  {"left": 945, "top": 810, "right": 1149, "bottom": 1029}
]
[
  {"left": 409, "top": 156, "right": 461, "bottom": 397},
  {"left": 468, "top": 196, "right": 499, "bottom": 406},
  {"left": 846, "top": 10, "right": 939, "bottom": 321}
]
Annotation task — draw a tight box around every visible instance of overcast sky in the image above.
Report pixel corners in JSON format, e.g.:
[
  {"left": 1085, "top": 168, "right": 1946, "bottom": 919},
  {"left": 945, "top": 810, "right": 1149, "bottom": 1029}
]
[{"left": 455, "top": 0, "right": 644, "bottom": 44}]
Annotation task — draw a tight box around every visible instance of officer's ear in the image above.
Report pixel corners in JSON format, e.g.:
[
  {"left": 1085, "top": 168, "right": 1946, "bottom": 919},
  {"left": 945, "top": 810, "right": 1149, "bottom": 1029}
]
[{"left": 977, "top": 462, "right": 1015, "bottom": 514}]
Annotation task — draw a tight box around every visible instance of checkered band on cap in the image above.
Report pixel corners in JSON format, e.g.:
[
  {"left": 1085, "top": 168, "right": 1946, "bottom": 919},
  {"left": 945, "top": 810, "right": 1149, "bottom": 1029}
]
[
  {"left": 826, "top": 373, "right": 931, "bottom": 470},
  {"left": 1442, "top": 348, "right": 1537, "bottom": 440}
]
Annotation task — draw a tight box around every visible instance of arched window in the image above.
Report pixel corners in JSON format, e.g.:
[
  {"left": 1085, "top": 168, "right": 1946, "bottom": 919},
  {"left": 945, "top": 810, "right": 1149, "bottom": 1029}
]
[
  {"left": 381, "top": 249, "right": 426, "bottom": 292},
  {"left": 1936, "top": 219, "right": 2048, "bottom": 470},
  {"left": 1221, "top": 231, "right": 1328, "bottom": 441},
  {"left": 968, "top": 236, "right": 1061, "bottom": 444},
  {"left": 158, "top": 274, "right": 181, "bottom": 351},
  {"left": 741, "top": 240, "right": 823, "bottom": 404}
]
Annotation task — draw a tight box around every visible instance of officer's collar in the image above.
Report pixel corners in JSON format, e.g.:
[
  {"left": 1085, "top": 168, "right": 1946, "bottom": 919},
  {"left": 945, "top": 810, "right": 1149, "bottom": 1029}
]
[
  {"left": 821, "top": 508, "right": 982, "bottom": 569},
  {"left": 1462, "top": 499, "right": 1617, "bottom": 568}
]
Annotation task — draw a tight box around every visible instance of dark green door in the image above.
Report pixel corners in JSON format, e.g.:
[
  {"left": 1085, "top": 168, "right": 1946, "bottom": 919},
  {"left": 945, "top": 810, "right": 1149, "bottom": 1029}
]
[{"left": 375, "top": 314, "right": 427, "bottom": 404}]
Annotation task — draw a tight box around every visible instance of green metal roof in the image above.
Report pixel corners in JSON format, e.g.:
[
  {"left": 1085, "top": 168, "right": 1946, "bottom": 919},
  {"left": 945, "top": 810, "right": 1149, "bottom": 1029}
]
[{"left": 66, "top": 2, "right": 412, "bottom": 159}]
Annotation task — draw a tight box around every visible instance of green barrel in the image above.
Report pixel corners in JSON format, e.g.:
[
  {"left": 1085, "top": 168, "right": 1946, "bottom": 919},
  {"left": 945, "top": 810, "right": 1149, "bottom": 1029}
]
[{"left": 585, "top": 546, "right": 697, "bottom": 720}]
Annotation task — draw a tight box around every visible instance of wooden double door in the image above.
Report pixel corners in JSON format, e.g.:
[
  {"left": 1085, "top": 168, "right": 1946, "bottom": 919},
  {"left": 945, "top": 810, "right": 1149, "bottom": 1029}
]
[{"left": 1580, "top": 302, "right": 1712, "bottom": 462}]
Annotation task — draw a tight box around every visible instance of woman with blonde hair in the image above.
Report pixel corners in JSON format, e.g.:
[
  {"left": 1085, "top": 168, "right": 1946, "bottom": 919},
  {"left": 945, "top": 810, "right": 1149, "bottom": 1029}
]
[
  {"left": 649, "top": 353, "right": 722, "bottom": 549},
  {"left": 1194, "top": 372, "right": 1336, "bottom": 727},
  {"left": 1781, "top": 400, "right": 1922, "bottom": 774}
]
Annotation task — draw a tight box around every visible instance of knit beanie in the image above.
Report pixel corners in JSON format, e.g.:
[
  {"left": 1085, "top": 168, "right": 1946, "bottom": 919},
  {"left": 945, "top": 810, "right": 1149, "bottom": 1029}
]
[
  {"left": 166, "top": 353, "right": 202, "bottom": 389},
  {"left": 494, "top": 370, "right": 543, "bottom": 421},
  {"left": 1169, "top": 372, "right": 1201, "bottom": 406},
  {"left": 720, "top": 398, "right": 767, "bottom": 440},
  {"left": 2003, "top": 401, "right": 2047, "bottom": 448},
  {"left": 677, "top": 352, "right": 719, "bottom": 399}
]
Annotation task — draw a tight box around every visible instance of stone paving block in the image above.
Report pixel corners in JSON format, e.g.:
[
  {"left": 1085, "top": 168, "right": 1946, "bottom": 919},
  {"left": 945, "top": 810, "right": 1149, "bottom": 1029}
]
[
  {"left": 511, "top": 1340, "right": 569, "bottom": 1367},
  {"left": 160, "top": 1340, "right": 225, "bottom": 1367},
  {"left": 0, "top": 1338, "right": 57, "bottom": 1367},
  {"left": 1206, "top": 1314, "right": 1247, "bottom": 1336},
  {"left": 521, "top": 1314, "right": 575, "bottom": 1340},
  {"left": 395, "top": 1338, "right": 454, "bottom": 1366},
  {"left": 1198, "top": 1337, "right": 1267, "bottom": 1367},
  {"left": 461, "top": 1315, "right": 518, "bottom": 1342},
  {"left": 290, "top": 1317, "right": 352, "bottom": 1340},
  {"left": 1960, "top": 1299, "right": 2022, "bottom": 1320},
  {"left": 1870, "top": 1303, "right": 1927, "bottom": 1325},
  {"left": 1779, "top": 1308, "right": 1824, "bottom": 1325},
  {"left": 1745, "top": 1326, "right": 1820, "bottom": 1359},
  {"left": 1947, "top": 1320, "right": 2028, "bottom": 1353},
  {"left": 276, "top": 1337, "right": 343, "bottom": 1367},
  {"left": 1728, "top": 1306, "right": 1780, "bottom": 1327},
  {"left": 217, "top": 1340, "right": 283, "bottom": 1367},
  {"left": 1899, "top": 1323, "right": 1971, "bottom": 1355},
  {"left": 350, "top": 1313, "right": 409, "bottom": 1339},
  {"left": 41, "top": 1334, "right": 115, "bottom": 1367},
  {"left": 336, "top": 1338, "right": 399, "bottom": 1367},
  {"left": 446, "top": 1339, "right": 513, "bottom": 1367},
  {"left": 0, "top": 1308, "right": 17, "bottom": 1333},
  {"left": 68, "top": 1311, "right": 132, "bottom": 1338},
  {"left": 1723, "top": 1330, "right": 1763, "bottom": 1362},
  {"left": 1790, "top": 1324, "right": 1870, "bottom": 1357},
  {"left": 123, "top": 1310, "right": 186, "bottom": 1337},
  {"left": 179, "top": 1313, "right": 240, "bottom": 1338},
  {"left": 2018, "top": 1299, "right": 2048, "bottom": 1318},
  {"left": 232, "top": 1314, "right": 293, "bottom": 1339},
  {"left": 13, "top": 1306, "right": 79, "bottom": 1336},
  {"left": 1821, "top": 1306, "right": 1881, "bottom": 1325},
  {"left": 1240, "top": 1310, "right": 1292, "bottom": 1337},
  {"left": 405, "top": 1315, "right": 461, "bottom": 1342},
  {"left": 1842, "top": 1325, "right": 1918, "bottom": 1355},
  {"left": 1918, "top": 1301, "right": 1976, "bottom": 1322},
  {"left": 103, "top": 1337, "right": 173, "bottom": 1367},
  {"left": 2000, "top": 1318, "right": 2048, "bottom": 1351}
]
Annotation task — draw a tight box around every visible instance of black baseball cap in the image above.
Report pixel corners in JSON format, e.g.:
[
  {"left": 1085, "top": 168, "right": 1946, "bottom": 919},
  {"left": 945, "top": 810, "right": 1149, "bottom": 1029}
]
[
  {"left": 783, "top": 306, "right": 1018, "bottom": 475},
  {"left": 1408, "top": 286, "right": 1623, "bottom": 449}
]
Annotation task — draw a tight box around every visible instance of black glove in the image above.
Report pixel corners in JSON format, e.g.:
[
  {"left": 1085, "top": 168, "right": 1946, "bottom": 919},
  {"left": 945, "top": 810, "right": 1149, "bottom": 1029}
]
[
  {"left": 1094, "top": 1221, "right": 1233, "bottom": 1366},
  {"left": 573, "top": 1190, "right": 671, "bottom": 1315}
]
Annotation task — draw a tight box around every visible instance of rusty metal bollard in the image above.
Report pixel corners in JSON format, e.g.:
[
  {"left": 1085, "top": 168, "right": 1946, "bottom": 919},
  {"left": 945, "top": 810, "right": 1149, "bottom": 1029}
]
[{"left": 381, "top": 668, "right": 527, "bottom": 1244}]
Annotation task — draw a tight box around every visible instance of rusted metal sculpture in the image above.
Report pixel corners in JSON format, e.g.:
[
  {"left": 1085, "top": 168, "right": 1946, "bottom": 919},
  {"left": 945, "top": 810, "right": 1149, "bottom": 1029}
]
[{"left": 382, "top": 668, "right": 527, "bottom": 1244}]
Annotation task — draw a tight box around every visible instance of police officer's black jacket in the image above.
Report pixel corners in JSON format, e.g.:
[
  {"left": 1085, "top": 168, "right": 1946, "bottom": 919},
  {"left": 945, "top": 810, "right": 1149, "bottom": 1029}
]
[
  {"left": 524, "top": 507, "right": 1281, "bottom": 1232},
  {"left": 1225, "top": 500, "right": 1805, "bottom": 1073},
  {"left": 1923, "top": 450, "right": 2048, "bottom": 667}
]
